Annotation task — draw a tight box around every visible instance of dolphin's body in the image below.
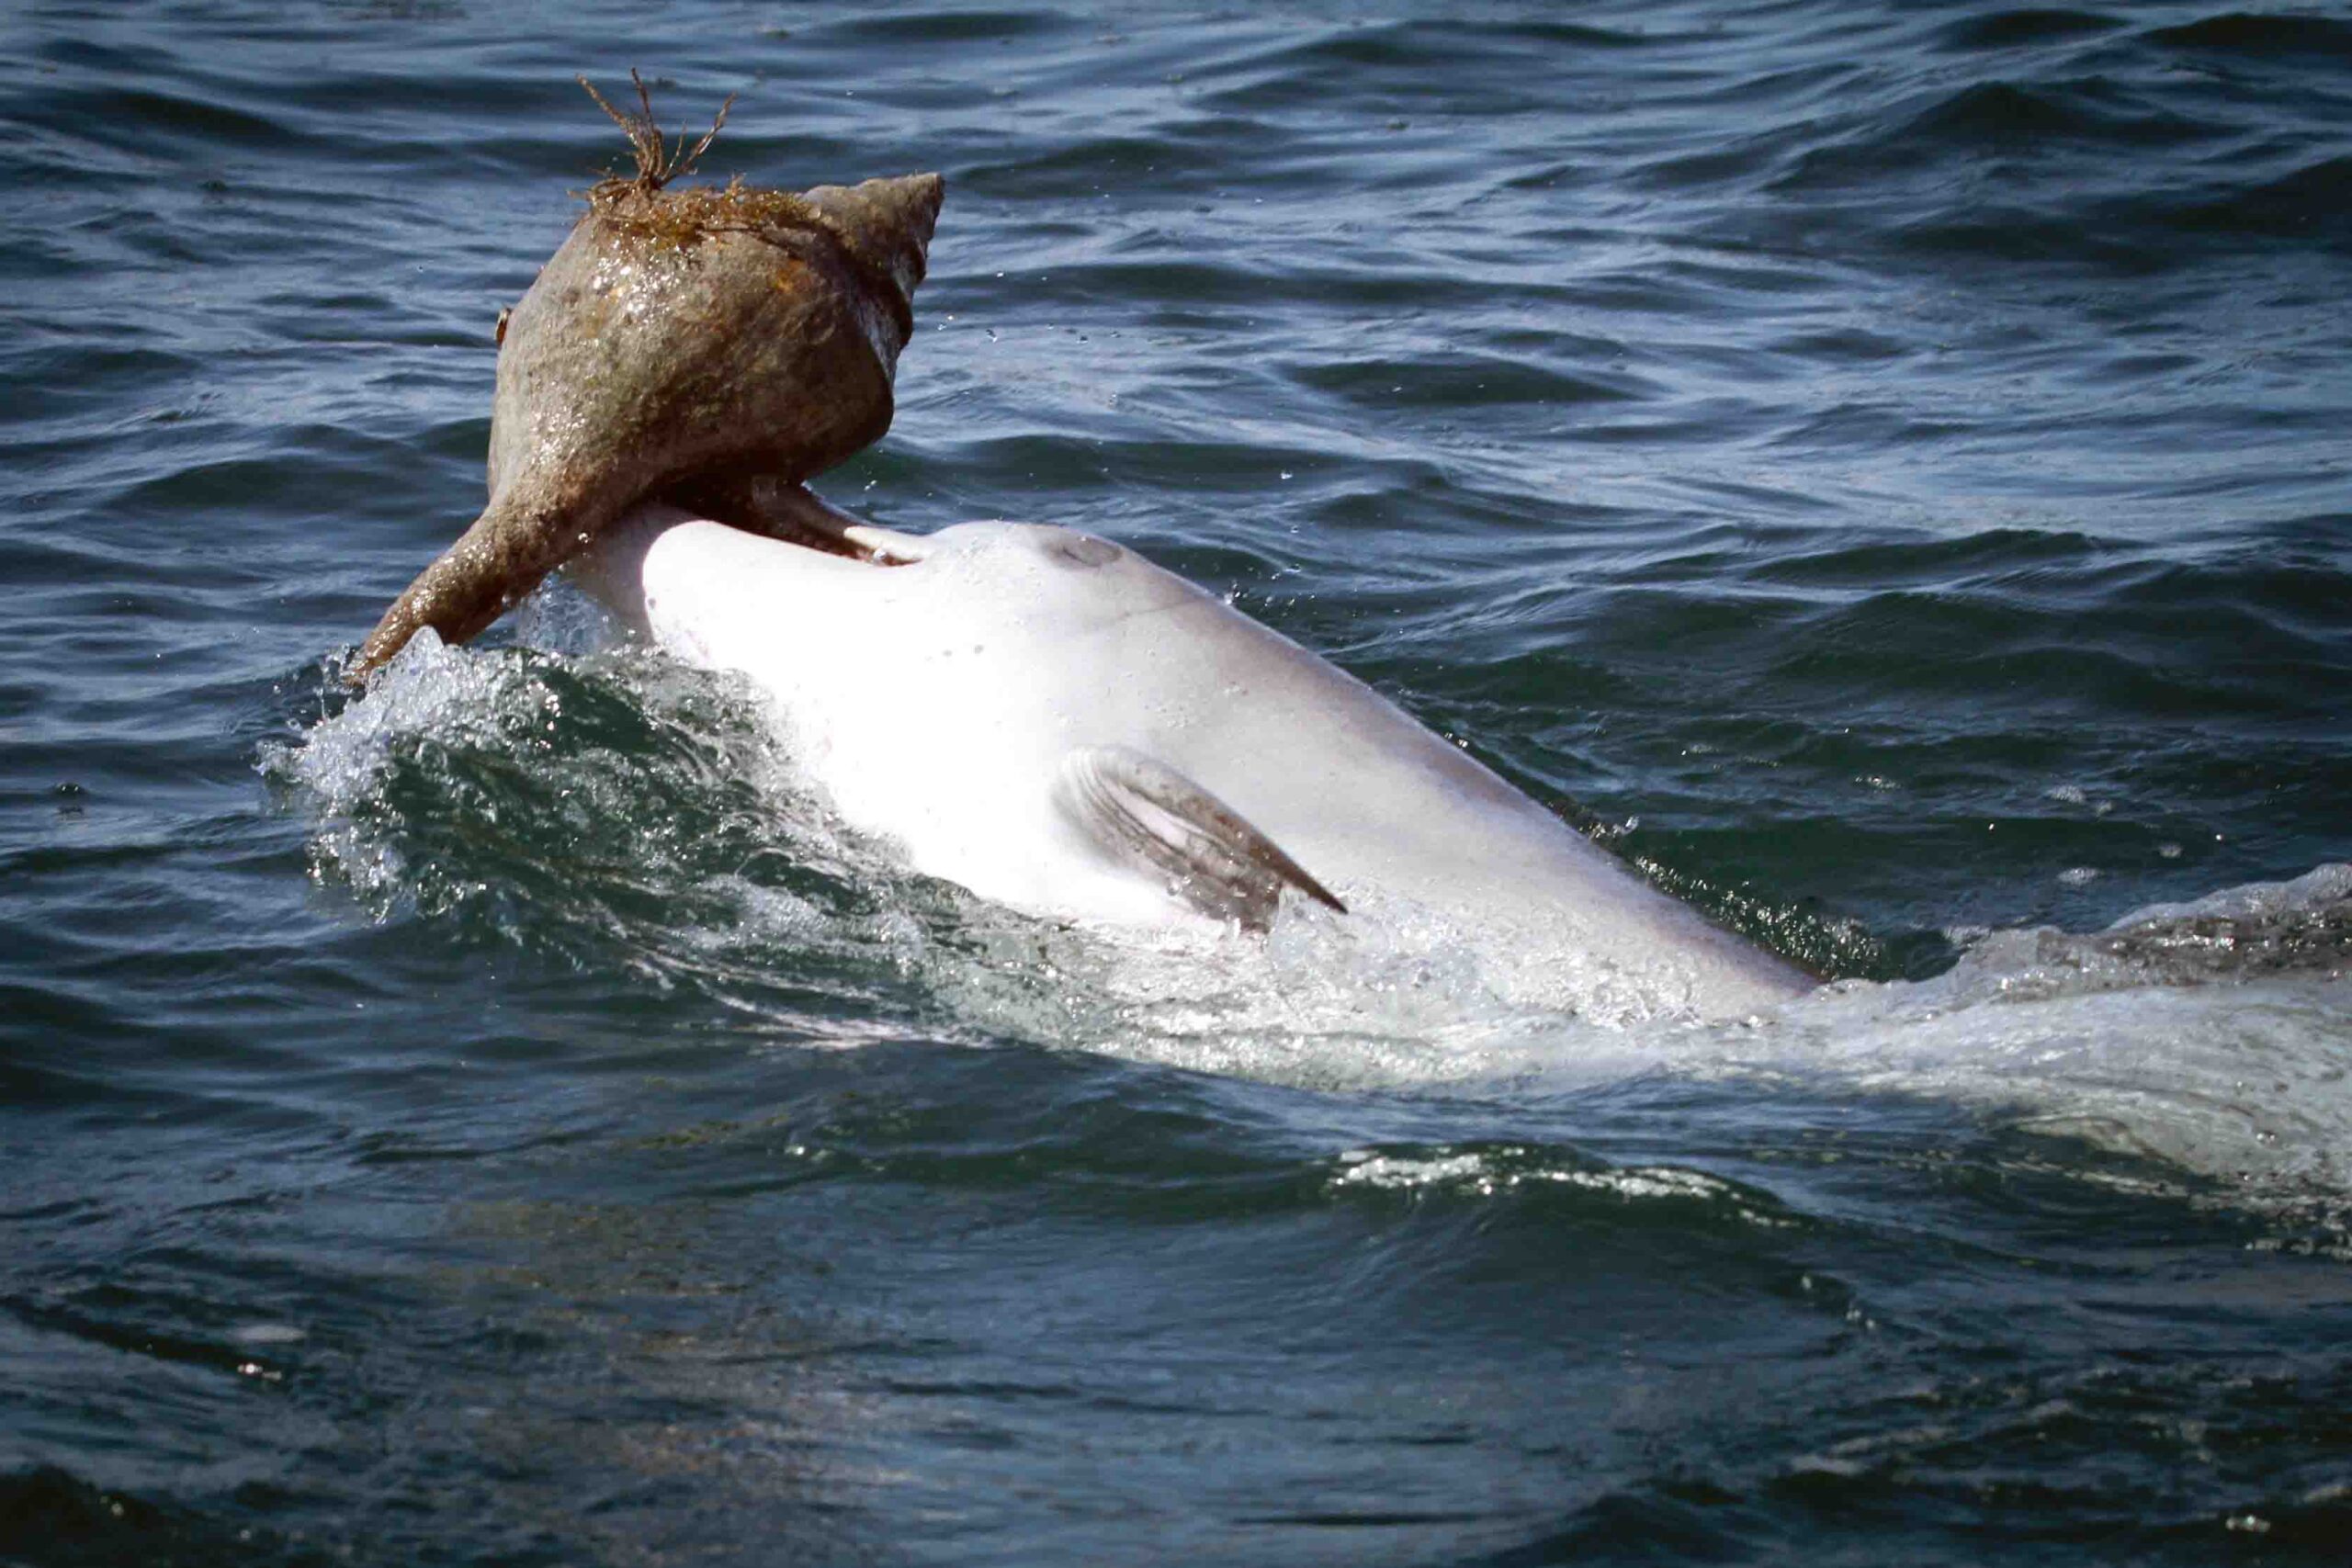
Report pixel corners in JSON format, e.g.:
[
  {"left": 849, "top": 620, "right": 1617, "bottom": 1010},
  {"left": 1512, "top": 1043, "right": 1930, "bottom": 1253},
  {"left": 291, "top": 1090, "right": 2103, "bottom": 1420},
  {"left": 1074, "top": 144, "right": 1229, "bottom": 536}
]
[{"left": 581, "top": 497, "right": 1815, "bottom": 1022}]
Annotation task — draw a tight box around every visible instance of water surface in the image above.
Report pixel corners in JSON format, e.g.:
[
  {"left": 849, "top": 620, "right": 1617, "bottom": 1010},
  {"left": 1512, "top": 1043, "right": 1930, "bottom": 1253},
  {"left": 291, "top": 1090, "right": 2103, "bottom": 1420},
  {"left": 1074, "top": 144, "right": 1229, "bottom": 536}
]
[{"left": 3, "top": 3, "right": 2349, "bottom": 1562}]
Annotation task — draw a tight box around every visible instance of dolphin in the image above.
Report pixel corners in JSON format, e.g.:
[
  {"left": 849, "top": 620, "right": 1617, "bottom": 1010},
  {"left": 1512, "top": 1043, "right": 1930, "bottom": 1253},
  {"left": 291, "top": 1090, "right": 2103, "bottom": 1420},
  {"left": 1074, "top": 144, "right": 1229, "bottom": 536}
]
[{"left": 574, "top": 483, "right": 1817, "bottom": 1023}]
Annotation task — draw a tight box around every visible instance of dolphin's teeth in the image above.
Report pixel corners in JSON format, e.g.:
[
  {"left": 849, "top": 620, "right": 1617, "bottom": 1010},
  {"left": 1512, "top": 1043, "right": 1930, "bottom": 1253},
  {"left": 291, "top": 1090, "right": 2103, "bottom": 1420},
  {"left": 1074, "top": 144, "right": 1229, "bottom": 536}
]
[{"left": 842, "top": 524, "right": 928, "bottom": 564}]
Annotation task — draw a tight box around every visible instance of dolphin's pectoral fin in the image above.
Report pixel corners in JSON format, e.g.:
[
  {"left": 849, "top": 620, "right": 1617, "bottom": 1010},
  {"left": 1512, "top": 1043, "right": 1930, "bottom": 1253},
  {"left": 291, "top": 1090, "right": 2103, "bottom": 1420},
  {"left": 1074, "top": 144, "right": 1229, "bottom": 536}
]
[{"left": 1054, "top": 746, "right": 1347, "bottom": 933}]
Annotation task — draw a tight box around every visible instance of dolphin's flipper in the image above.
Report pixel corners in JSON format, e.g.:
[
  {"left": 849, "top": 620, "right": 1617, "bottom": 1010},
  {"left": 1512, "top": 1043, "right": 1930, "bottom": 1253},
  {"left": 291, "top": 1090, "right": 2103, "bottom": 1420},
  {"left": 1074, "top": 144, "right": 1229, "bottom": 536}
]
[{"left": 1054, "top": 746, "right": 1347, "bottom": 932}]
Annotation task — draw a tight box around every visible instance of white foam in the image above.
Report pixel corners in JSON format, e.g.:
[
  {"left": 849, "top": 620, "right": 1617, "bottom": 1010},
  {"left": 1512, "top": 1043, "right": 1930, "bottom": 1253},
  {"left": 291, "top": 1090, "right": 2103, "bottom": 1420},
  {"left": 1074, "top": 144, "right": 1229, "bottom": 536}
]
[
  {"left": 264, "top": 627, "right": 506, "bottom": 902},
  {"left": 1758, "top": 972, "right": 2350, "bottom": 1188},
  {"left": 970, "top": 871, "right": 2352, "bottom": 1201},
  {"left": 1330, "top": 1148, "right": 1799, "bottom": 1225}
]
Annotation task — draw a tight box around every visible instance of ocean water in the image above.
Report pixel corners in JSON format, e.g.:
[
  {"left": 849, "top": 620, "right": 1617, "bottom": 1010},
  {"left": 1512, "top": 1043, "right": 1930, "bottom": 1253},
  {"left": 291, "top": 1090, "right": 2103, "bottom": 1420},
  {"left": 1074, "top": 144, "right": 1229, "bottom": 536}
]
[{"left": 4, "top": 1, "right": 2350, "bottom": 1562}]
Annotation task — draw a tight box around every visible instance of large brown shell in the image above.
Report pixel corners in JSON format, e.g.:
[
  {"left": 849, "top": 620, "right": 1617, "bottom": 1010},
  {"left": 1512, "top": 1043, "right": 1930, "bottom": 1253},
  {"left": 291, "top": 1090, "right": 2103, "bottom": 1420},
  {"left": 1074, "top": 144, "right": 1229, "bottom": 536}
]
[{"left": 354, "top": 170, "right": 943, "bottom": 676}]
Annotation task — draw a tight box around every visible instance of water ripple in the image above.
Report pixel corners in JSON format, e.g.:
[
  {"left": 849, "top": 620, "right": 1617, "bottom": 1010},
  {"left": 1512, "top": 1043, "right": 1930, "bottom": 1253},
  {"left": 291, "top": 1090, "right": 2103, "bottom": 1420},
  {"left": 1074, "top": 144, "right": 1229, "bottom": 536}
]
[{"left": 3, "top": 4, "right": 2349, "bottom": 1562}]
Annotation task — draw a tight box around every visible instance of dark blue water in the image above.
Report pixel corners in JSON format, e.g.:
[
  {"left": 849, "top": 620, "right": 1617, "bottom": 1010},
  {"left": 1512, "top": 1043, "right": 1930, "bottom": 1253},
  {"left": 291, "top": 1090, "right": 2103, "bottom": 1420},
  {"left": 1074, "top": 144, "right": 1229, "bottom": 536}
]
[{"left": 5, "top": 3, "right": 2350, "bottom": 1562}]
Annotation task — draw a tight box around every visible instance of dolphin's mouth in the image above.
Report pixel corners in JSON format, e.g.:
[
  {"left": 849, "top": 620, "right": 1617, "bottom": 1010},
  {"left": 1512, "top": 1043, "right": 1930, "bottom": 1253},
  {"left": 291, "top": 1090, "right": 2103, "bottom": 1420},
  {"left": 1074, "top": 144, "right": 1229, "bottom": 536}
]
[{"left": 672, "top": 477, "right": 928, "bottom": 566}]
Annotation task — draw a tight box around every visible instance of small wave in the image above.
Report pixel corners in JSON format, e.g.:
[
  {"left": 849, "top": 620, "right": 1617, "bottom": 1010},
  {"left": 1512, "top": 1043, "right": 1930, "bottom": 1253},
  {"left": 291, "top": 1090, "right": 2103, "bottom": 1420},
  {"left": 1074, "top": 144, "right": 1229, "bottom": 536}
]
[
  {"left": 956, "top": 133, "right": 1232, "bottom": 200},
  {"left": 1487, "top": 20, "right": 1664, "bottom": 51},
  {"left": 1900, "top": 80, "right": 2211, "bottom": 151},
  {"left": 2111, "top": 862, "right": 2352, "bottom": 928},
  {"left": 2148, "top": 12, "right": 2352, "bottom": 62},
  {"left": 821, "top": 8, "right": 1063, "bottom": 45},
  {"left": 1330, "top": 1145, "right": 1799, "bottom": 1229},
  {"left": 22, "top": 84, "right": 304, "bottom": 158},
  {"left": 1936, "top": 9, "right": 2127, "bottom": 51},
  {"left": 2168, "top": 154, "right": 2352, "bottom": 245},
  {"left": 1285, "top": 351, "right": 1644, "bottom": 412},
  {"left": 0, "top": 1466, "right": 305, "bottom": 1566},
  {"left": 1776, "top": 78, "right": 2222, "bottom": 196},
  {"left": 1924, "top": 862, "right": 2352, "bottom": 1005},
  {"left": 1754, "top": 866, "right": 2352, "bottom": 1199},
  {"left": 1886, "top": 150, "right": 2352, "bottom": 265}
]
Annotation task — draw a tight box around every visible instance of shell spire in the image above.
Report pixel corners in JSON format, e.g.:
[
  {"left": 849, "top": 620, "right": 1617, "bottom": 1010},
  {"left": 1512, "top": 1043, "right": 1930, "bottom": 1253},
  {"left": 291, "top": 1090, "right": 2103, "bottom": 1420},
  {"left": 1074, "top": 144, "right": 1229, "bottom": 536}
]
[
  {"left": 802, "top": 173, "right": 945, "bottom": 350},
  {"left": 353, "top": 77, "right": 943, "bottom": 678}
]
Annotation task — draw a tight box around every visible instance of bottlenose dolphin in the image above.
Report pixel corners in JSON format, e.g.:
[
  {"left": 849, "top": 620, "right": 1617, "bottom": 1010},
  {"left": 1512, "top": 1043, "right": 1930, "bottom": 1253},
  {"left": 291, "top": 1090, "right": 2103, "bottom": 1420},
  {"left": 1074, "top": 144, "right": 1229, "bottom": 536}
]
[{"left": 577, "top": 485, "right": 1816, "bottom": 1023}]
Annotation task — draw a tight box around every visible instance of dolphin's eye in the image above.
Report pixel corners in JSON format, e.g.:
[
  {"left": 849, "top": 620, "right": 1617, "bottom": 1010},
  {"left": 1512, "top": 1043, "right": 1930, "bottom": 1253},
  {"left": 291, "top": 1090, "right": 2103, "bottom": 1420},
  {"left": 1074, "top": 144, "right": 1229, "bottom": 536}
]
[
  {"left": 494, "top": 307, "right": 512, "bottom": 345},
  {"left": 1040, "top": 530, "right": 1120, "bottom": 570}
]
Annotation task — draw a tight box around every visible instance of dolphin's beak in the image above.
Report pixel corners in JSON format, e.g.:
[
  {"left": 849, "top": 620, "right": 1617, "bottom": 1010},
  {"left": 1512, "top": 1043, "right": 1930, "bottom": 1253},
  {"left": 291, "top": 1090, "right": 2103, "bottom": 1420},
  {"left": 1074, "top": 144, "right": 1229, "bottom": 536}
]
[{"left": 673, "top": 475, "right": 931, "bottom": 566}]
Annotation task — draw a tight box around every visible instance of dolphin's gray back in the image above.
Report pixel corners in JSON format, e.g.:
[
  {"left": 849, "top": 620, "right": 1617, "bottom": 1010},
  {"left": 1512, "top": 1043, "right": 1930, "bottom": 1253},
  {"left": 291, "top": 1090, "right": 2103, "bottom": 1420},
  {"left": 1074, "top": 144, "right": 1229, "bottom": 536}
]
[{"left": 1041, "top": 538, "right": 1815, "bottom": 1018}]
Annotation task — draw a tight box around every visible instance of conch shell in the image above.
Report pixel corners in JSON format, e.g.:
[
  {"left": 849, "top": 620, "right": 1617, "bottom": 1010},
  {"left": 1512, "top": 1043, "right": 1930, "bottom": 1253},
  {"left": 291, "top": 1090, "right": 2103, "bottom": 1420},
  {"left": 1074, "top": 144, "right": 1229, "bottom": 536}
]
[{"left": 356, "top": 78, "right": 942, "bottom": 676}]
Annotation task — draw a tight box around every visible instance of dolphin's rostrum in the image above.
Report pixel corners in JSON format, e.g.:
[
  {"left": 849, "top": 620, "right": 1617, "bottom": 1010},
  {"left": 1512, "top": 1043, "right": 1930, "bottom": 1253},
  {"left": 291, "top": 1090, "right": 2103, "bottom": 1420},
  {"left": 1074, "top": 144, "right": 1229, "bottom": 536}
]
[{"left": 355, "top": 75, "right": 942, "bottom": 676}]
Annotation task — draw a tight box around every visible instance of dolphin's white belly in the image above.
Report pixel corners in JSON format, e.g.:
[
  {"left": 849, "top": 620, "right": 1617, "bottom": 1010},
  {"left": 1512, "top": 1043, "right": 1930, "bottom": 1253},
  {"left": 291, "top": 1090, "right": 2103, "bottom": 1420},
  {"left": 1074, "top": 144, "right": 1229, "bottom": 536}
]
[{"left": 591, "top": 509, "right": 1813, "bottom": 1021}]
